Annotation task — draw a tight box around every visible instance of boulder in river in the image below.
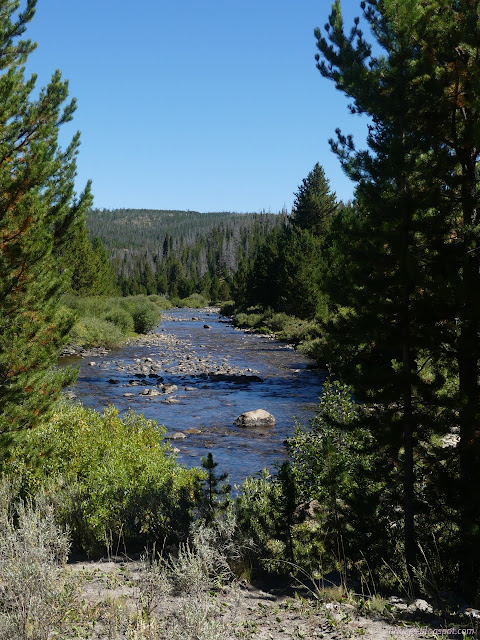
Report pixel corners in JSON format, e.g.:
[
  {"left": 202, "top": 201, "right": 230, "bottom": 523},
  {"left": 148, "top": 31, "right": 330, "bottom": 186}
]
[
  {"left": 167, "top": 432, "right": 187, "bottom": 440},
  {"left": 234, "top": 409, "right": 276, "bottom": 428},
  {"left": 108, "top": 378, "right": 120, "bottom": 384},
  {"left": 159, "top": 383, "right": 178, "bottom": 394},
  {"left": 139, "top": 388, "right": 160, "bottom": 397}
]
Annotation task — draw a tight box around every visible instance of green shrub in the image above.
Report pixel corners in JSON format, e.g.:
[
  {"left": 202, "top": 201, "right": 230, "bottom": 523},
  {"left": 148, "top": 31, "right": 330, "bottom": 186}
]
[
  {"left": 219, "top": 301, "right": 236, "bottom": 316},
  {"left": 148, "top": 294, "right": 172, "bottom": 310},
  {"left": 297, "top": 337, "right": 325, "bottom": 361},
  {"left": 233, "top": 312, "right": 265, "bottom": 329},
  {"left": 178, "top": 293, "right": 209, "bottom": 309},
  {"left": 102, "top": 306, "right": 135, "bottom": 333},
  {"left": 69, "top": 316, "right": 124, "bottom": 348},
  {"left": 131, "top": 303, "right": 160, "bottom": 333},
  {"left": 263, "top": 312, "right": 290, "bottom": 333},
  {"left": 235, "top": 470, "right": 287, "bottom": 573},
  {"left": 63, "top": 294, "right": 163, "bottom": 339},
  {"left": 233, "top": 313, "right": 248, "bottom": 328},
  {"left": 6, "top": 402, "right": 204, "bottom": 555},
  {"left": 120, "top": 296, "right": 161, "bottom": 333},
  {"left": 277, "top": 318, "right": 322, "bottom": 344},
  {"left": 169, "top": 296, "right": 181, "bottom": 308}
]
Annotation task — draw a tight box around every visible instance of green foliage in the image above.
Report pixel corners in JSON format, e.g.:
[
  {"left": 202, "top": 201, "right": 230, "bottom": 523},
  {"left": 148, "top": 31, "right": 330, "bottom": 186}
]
[
  {"left": 62, "top": 223, "right": 117, "bottom": 297},
  {"left": 219, "top": 301, "right": 236, "bottom": 316},
  {"left": 235, "top": 215, "right": 332, "bottom": 321},
  {"left": 0, "top": 0, "right": 92, "bottom": 440},
  {"left": 233, "top": 312, "right": 265, "bottom": 330},
  {"left": 62, "top": 294, "right": 162, "bottom": 347},
  {"left": 287, "top": 380, "right": 363, "bottom": 507},
  {"left": 68, "top": 316, "right": 124, "bottom": 349},
  {"left": 176, "top": 293, "right": 210, "bottom": 309},
  {"left": 89, "top": 208, "right": 287, "bottom": 300},
  {"left": 314, "top": 0, "right": 480, "bottom": 597},
  {"left": 291, "top": 162, "right": 337, "bottom": 237},
  {"left": 128, "top": 298, "right": 161, "bottom": 333},
  {"left": 102, "top": 306, "right": 135, "bottom": 333},
  {"left": 199, "top": 453, "right": 231, "bottom": 524},
  {"left": 148, "top": 294, "right": 172, "bottom": 310},
  {"left": 235, "top": 470, "right": 285, "bottom": 570},
  {"left": 231, "top": 308, "right": 324, "bottom": 359},
  {"left": 4, "top": 402, "right": 203, "bottom": 555},
  {"left": 262, "top": 312, "right": 290, "bottom": 333},
  {"left": 235, "top": 382, "right": 408, "bottom": 586}
]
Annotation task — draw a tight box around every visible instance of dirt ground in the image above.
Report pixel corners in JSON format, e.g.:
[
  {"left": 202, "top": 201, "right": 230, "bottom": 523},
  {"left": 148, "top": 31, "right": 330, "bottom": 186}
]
[{"left": 58, "top": 559, "right": 462, "bottom": 640}]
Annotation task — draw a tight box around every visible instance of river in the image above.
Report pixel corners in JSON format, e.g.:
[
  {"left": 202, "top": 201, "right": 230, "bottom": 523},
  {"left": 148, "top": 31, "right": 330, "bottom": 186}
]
[{"left": 64, "top": 308, "right": 326, "bottom": 487}]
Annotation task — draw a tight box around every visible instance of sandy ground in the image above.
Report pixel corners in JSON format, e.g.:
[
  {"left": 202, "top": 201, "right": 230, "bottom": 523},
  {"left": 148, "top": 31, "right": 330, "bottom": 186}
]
[{"left": 57, "top": 559, "right": 455, "bottom": 640}]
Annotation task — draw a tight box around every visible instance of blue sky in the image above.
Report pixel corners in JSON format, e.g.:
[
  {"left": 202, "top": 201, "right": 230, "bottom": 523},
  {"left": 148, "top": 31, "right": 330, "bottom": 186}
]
[{"left": 26, "top": 0, "right": 370, "bottom": 213}]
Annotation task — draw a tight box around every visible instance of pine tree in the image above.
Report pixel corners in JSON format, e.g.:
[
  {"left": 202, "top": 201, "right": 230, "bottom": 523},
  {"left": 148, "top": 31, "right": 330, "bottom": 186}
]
[
  {"left": 317, "top": 0, "right": 480, "bottom": 599},
  {"left": 66, "top": 218, "right": 99, "bottom": 295},
  {"left": 291, "top": 162, "right": 337, "bottom": 237},
  {"left": 0, "top": 1, "right": 92, "bottom": 441},
  {"left": 91, "top": 237, "right": 117, "bottom": 295},
  {"left": 200, "top": 453, "right": 231, "bottom": 523},
  {"left": 412, "top": 0, "right": 480, "bottom": 599},
  {"left": 315, "top": 0, "right": 455, "bottom": 588}
]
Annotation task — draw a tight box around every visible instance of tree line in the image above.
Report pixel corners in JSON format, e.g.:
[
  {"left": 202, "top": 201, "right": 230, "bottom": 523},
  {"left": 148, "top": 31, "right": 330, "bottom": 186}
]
[{"left": 85, "top": 208, "right": 287, "bottom": 300}]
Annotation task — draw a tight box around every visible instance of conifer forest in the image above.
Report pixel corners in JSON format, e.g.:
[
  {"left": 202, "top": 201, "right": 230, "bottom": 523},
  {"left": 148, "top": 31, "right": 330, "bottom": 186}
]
[{"left": 2, "top": 1, "right": 480, "bottom": 637}]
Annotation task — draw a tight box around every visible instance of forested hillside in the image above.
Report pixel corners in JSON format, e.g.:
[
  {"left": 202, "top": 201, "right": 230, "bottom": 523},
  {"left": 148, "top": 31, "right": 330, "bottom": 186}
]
[{"left": 86, "top": 208, "right": 288, "bottom": 299}]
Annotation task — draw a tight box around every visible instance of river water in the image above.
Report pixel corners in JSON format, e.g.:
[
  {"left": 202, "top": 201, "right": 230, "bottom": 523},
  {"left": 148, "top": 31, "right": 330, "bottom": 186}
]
[{"left": 65, "top": 308, "right": 326, "bottom": 487}]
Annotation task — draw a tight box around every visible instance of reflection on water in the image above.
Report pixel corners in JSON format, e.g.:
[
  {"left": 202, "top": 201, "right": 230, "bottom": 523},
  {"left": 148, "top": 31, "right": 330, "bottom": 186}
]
[{"left": 63, "top": 308, "right": 326, "bottom": 487}]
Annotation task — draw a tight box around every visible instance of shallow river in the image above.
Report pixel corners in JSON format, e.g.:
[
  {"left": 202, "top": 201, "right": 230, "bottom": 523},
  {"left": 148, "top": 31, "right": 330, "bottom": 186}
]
[{"left": 65, "top": 308, "right": 326, "bottom": 486}]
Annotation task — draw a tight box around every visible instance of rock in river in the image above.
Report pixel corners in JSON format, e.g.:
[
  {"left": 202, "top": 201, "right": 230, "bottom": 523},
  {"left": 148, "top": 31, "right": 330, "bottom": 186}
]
[
  {"left": 234, "top": 409, "right": 276, "bottom": 428},
  {"left": 159, "top": 383, "right": 178, "bottom": 394},
  {"left": 139, "top": 388, "right": 160, "bottom": 397}
]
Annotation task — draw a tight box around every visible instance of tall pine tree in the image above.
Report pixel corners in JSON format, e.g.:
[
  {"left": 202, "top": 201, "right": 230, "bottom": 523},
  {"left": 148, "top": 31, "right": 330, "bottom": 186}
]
[
  {"left": 317, "top": 0, "right": 480, "bottom": 599},
  {"left": 411, "top": 0, "right": 480, "bottom": 599},
  {"left": 0, "top": 0, "right": 92, "bottom": 441},
  {"left": 291, "top": 162, "right": 337, "bottom": 237},
  {"left": 315, "top": 0, "right": 457, "bottom": 589}
]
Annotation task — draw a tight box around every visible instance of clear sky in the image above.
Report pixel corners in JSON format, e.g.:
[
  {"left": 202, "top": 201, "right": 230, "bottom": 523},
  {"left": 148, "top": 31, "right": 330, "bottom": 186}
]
[{"left": 26, "top": 0, "right": 370, "bottom": 213}]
